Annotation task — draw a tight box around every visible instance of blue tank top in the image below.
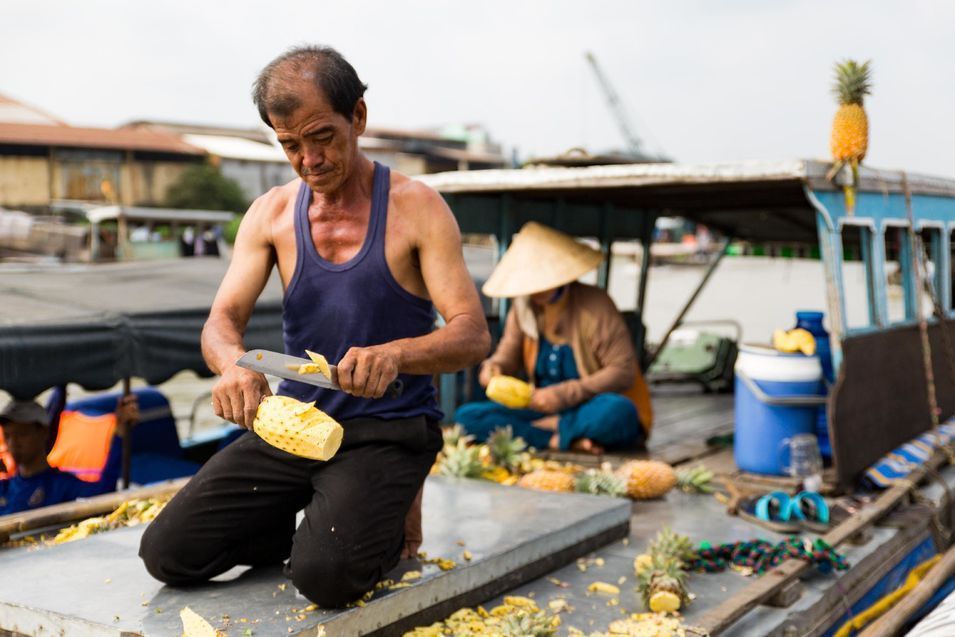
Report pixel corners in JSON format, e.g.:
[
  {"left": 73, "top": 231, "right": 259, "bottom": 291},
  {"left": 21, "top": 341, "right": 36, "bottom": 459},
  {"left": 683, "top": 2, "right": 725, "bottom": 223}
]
[{"left": 279, "top": 162, "right": 443, "bottom": 422}]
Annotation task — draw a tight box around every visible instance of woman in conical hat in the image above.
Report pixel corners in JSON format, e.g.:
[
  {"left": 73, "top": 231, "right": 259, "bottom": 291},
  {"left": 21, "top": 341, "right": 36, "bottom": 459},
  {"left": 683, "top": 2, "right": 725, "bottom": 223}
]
[{"left": 456, "top": 222, "right": 653, "bottom": 454}]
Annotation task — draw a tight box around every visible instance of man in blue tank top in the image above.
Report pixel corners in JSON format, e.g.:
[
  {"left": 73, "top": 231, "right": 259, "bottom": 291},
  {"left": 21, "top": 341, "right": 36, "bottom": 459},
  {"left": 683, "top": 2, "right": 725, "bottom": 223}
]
[{"left": 139, "top": 45, "right": 489, "bottom": 608}]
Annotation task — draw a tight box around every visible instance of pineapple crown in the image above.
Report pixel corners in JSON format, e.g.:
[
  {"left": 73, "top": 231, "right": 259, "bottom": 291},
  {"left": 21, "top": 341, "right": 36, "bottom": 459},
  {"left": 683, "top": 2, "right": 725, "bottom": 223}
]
[
  {"left": 831, "top": 59, "right": 872, "bottom": 106},
  {"left": 575, "top": 469, "right": 627, "bottom": 497},
  {"left": 439, "top": 438, "right": 485, "bottom": 478},
  {"left": 487, "top": 425, "right": 528, "bottom": 470}
]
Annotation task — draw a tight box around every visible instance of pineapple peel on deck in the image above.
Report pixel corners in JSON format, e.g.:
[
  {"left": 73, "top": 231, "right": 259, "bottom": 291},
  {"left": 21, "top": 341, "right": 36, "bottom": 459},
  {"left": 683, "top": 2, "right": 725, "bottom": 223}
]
[{"left": 253, "top": 396, "right": 344, "bottom": 460}]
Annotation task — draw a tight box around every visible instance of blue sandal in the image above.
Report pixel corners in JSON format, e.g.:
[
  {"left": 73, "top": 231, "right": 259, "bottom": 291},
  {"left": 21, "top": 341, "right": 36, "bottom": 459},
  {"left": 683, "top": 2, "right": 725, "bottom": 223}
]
[
  {"left": 739, "top": 491, "right": 801, "bottom": 533},
  {"left": 792, "top": 491, "right": 830, "bottom": 533}
]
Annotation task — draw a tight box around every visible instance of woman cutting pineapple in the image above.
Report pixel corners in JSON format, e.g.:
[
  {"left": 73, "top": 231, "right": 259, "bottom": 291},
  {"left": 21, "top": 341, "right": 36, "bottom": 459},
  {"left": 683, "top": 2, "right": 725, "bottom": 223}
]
[{"left": 456, "top": 222, "right": 653, "bottom": 455}]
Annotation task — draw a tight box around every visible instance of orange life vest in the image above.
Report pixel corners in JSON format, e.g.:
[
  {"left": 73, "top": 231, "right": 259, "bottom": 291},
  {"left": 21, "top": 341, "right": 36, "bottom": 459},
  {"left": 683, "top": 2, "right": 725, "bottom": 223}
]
[{"left": 47, "top": 410, "right": 117, "bottom": 482}]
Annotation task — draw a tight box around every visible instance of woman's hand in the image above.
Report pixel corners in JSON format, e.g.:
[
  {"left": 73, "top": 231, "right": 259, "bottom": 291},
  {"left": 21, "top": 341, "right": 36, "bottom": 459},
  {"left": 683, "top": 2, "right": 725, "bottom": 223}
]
[
  {"left": 528, "top": 386, "right": 562, "bottom": 414},
  {"left": 478, "top": 362, "right": 502, "bottom": 388}
]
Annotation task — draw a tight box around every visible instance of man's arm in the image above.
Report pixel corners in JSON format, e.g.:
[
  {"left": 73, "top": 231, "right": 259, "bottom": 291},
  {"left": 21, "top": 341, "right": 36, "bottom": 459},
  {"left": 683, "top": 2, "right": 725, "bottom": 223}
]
[
  {"left": 337, "top": 184, "right": 490, "bottom": 397},
  {"left": 202, "top": 195, "right": 278, "bottom": 428}
]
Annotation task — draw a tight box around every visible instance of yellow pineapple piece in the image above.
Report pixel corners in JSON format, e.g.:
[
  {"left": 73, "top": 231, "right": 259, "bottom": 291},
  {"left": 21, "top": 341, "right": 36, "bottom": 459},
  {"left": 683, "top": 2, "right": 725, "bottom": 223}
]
[
  {"left": 616, "top": 461, "right": 677, "bottom": 500},
  {"left": 587, "top": 581, "right": 621, "bottom": 595},
  {"left": 296, "top": 363, "right": 323, "bottom": 375},
  {"left": 773, "top": 328, "right": 816, "bottom": 356},
  {"left": 180, "top": 606, "right": 219, "bottom": 637},
  {"left": 305, "top": 349, "right": 332, "bottom": 379},
  {"left": 486, "top": 375, "right": 534, "bottom": 409},
  {"left": 517, "top": 469, "right": 576, "bottom": 492},
  {"left": 253, "top": 396, "right": 343, "bottom": 460}
]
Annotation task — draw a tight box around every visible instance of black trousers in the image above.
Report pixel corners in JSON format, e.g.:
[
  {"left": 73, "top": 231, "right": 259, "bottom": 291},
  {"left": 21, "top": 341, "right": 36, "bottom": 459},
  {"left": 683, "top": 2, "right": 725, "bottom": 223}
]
[{"left": 139, "top": 416, "right": 442, "bottom": 607}]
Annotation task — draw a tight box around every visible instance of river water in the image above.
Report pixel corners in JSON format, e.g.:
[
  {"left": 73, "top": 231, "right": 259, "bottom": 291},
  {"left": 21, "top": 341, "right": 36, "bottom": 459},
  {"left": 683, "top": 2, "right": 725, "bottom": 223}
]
[{"left": 7, "top": 253, "right": 901, "bottom": 438}]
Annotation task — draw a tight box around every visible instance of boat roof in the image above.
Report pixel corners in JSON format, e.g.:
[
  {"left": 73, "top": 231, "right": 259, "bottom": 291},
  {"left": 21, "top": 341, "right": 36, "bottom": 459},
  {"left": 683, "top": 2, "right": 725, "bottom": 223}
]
[
  {"left": 419, "top": 159, "right": 955, "bottom": 198},
  {"left": 419, "top": 160, "right": 955, "bottom": 243}
]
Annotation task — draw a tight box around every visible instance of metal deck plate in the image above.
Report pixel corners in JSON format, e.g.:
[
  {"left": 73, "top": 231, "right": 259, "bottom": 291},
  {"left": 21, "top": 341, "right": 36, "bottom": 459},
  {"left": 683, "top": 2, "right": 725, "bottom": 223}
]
[{"left": 0, "top": 476, "right": 630, "bottom": 636}]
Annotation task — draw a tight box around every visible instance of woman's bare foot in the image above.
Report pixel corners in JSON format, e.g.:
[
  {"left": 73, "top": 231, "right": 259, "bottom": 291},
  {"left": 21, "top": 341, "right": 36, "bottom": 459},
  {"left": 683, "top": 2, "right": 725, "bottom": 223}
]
[{"left": 570, "top": 438, "right": 605, "bottom": 456}]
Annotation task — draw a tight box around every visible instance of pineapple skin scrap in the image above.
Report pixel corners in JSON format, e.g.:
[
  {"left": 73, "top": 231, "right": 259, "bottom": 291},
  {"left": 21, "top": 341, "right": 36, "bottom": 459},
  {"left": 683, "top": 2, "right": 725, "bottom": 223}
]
[{"left": 304, "top": 350, "right": 332, "bottom": 379}]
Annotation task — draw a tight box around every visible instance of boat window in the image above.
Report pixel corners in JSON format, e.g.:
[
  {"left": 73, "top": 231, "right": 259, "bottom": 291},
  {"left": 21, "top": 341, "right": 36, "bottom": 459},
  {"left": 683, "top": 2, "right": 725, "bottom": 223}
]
[
  {"left": 840, "top": 224, "right": 877, "bottom": 329},
  {"left": 883, "top": 226, "right": 912, "bottom": 324},
  {"left": 917, "top": 227, "right": 942, "bottom": 319}
]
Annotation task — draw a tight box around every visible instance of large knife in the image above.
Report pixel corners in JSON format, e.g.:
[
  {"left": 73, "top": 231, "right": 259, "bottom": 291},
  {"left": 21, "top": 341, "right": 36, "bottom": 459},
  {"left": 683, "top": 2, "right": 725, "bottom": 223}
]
[{"left": 236, "top": 349, "right": 404, "bottom": 398}]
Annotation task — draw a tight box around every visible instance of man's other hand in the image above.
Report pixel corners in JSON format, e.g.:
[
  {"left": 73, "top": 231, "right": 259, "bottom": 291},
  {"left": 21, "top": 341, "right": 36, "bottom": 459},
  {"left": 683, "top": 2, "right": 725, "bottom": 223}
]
[
  {"left": 337, "top": 344, "right": 400, "bottom": 398},
  {"left": 212, "top": 365, "right": 272, "bottom": 429},
  {"left": 401, "top": 485, "right": 424, "bottom": 559}
]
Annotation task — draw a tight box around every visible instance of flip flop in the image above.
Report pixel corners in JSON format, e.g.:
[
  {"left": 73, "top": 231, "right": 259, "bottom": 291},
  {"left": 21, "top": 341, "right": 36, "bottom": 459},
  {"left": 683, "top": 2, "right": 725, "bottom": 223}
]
[
  {"left": 792, "top": 491, "right": 830, "bottom": 533},
  {"left": 738, "top": 491, "right": 801, "bottom": 533}
]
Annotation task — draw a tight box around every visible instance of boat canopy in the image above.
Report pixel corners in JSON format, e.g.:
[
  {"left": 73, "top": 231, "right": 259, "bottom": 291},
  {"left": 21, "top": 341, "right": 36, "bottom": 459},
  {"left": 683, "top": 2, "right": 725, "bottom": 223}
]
[
  {"left": 0, "top": 259, "right": 283, "bottom": 399},
  {"left": 420, "top": 159, "right": 955, "bottom": 245}
]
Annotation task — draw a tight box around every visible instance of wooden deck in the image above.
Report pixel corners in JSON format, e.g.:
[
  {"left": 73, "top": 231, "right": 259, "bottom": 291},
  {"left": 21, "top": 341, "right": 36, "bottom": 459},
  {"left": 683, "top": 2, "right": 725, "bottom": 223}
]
[{"left": 543, "top": 383, "right": 735, "bottom": 467}]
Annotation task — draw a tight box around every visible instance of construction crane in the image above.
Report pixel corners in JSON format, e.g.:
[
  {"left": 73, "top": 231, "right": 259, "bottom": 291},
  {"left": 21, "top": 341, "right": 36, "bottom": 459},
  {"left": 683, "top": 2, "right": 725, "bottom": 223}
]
[{"left": 584, "top": 51, "right": 648, "bottom": 159}]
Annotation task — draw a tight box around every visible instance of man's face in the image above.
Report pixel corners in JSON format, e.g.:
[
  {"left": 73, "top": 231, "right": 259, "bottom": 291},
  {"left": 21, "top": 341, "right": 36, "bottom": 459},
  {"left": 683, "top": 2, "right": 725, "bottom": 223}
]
[
  {"left": 0, "top": 421, "right": 47, "bottom": 466},
  {"left": 271, "top": 81, "right": 366, "bottom": 194}
]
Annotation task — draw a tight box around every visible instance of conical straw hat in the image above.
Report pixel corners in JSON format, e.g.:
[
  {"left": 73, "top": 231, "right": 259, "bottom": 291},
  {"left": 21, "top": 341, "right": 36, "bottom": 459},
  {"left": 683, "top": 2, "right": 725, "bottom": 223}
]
[{"left": 482, "top": 222, "right": 604, "bottom": 298}]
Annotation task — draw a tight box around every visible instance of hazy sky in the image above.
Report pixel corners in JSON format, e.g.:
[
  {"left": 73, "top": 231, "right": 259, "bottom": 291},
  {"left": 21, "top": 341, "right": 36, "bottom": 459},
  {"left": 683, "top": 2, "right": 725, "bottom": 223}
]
[{"left": 2, "top": 1, "right": 952, "bottom": 175}]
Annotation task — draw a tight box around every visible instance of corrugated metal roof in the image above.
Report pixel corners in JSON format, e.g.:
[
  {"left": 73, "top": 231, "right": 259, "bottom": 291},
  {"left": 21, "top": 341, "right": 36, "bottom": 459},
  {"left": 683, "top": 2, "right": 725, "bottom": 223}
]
[
  {"left": 419, "top": 160, "right": 955, "bottom": 197},
  {"left": 0, "top": 123, "right": 204, "bottom": 155},
  {"left": 182, "top": 133, "right": 287, "bottom": 163}
]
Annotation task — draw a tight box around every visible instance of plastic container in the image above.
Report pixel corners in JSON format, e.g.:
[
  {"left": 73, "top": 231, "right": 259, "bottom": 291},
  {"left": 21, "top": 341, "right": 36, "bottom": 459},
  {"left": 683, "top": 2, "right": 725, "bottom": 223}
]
[
  {"left": 794, "top": 311, "right": 833, "bottom": 460},
  {"left": 734, "top": 344, "right": 826, "bottom": 475}
]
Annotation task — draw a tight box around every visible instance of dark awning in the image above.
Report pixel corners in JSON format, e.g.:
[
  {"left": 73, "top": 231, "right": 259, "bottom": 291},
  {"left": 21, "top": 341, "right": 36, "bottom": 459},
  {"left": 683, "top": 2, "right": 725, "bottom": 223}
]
[{"left": 0, "top": 259, "right": 284, "bottom": 399}]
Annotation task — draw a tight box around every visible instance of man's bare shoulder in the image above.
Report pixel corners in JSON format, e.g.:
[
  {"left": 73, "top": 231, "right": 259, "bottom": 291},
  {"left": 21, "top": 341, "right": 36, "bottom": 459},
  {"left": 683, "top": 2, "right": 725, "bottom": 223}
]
[
  {"left": 389, "top": 170, "right": 451, "bottom": 219},
  {"left": 250, "top": 179, "right": 300, "bottom": 219}
]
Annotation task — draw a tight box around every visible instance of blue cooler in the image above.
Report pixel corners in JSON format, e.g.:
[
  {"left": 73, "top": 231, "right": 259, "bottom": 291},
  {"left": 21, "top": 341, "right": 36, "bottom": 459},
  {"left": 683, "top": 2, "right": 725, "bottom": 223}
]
[{"left": 734, "top": 344, "right": 827, "bottom": 475}]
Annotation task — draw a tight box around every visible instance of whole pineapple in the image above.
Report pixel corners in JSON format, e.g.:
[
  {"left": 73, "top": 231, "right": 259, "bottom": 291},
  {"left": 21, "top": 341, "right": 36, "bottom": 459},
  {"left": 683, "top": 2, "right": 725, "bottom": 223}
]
[
  {"left": 440, "top": 439, "right": 485, "bottom": 479},
  {"left": 518, "top": 469, "right": 576, "bottom": 493},
  {"left": 487, "top": 426, "right": 528, "bottom": 473},
  {"left": 635, "top": 527, "right": 694, "bottom": 613},
  {"left": 828, "top": 59, "right": 872, "bottom": 213},
  {"left": 616, "top": 460, "right": 677, "bottom": 500}
]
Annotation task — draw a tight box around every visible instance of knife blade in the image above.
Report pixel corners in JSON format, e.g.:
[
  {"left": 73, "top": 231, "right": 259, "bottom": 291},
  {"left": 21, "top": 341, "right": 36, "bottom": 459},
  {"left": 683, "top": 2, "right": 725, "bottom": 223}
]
[{"left": 236, "top": 349, "right": 403, "bottom": 398}]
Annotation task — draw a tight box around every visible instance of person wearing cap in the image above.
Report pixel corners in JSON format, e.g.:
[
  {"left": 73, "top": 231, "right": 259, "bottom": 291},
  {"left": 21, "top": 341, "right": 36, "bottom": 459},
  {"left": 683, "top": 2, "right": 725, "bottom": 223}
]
[
  {"left": 456, "top": 222, "right": 653, "bottom": 454},
  {"left": 0, "top": 397, "right": 137, "bottom": 515}
]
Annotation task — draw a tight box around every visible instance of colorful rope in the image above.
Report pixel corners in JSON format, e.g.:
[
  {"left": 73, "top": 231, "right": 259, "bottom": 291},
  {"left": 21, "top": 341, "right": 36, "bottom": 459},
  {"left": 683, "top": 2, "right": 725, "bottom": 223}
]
[{"left": 690, "top": 537, "right": 849, "bottom": 576}]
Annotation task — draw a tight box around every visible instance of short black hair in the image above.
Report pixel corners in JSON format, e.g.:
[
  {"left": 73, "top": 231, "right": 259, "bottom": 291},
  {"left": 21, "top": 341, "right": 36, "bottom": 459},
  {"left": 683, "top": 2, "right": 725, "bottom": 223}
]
[{"left": 252, "top": 45, "right": 368, "bottom": 129}]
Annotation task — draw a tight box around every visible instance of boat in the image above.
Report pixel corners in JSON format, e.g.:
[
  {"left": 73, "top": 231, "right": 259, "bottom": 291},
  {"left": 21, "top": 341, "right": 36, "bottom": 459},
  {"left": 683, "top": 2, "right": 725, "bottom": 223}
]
[{"left": 2, "top": 159, "right": 955, "bottom": 636}]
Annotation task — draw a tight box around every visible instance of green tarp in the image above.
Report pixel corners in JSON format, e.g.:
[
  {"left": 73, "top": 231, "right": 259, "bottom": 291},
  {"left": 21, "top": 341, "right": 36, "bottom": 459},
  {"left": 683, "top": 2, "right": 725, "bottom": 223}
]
[{"left": 0, "top": 258, "right": 284, "bottom": 399}]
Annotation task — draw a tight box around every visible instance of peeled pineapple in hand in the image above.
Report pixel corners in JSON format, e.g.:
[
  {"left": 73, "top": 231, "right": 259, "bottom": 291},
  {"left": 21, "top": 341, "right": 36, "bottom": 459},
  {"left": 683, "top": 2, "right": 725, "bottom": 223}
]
[
  {"left": 253, "top": 396, "right": 343, "bottom": 460},
  {"left": 486, "top": 375, "right": 534, "bottom": 409}
]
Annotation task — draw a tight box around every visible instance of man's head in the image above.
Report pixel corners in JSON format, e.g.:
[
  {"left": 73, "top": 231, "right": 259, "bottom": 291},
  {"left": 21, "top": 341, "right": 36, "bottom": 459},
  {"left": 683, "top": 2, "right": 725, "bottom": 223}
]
[
  {"left": 252, "top": 45, "right": 368, "bottom": 193},
  {"left": 0, "top": 400, "right": 50, "bottom": 467}
]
